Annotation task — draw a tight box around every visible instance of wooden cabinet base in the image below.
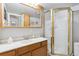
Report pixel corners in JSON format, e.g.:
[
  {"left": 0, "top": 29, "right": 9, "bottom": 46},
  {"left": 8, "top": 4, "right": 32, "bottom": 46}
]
[
  {"left": 21, "top": 52, "right": 31, "bottom": 56},
  {"left": 0, "top": 50, "right": 15, "bottom": 56},
  {"left": 0, "top": 40, "right": 47, "bottom": 56},
  {"left": 32, "top": 46, "right": 47, "bottom": 56}
]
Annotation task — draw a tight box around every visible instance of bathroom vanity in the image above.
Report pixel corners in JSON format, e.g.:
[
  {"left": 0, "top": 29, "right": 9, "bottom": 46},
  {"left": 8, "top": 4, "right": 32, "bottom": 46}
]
[{"left": 0, "top": 38, "right": 47, "bottom": 56}]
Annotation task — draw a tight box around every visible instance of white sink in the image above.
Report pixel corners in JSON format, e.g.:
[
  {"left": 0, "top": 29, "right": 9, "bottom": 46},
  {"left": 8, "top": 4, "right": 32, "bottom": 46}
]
[{"left": 0, "top": 37, "right": 47, "bottom": 53}]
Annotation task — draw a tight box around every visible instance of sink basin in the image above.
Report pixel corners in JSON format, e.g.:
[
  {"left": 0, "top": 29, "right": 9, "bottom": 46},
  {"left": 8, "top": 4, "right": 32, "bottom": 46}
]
[{"left": 0, "top": 37, "right": 44, "bottom": 44}]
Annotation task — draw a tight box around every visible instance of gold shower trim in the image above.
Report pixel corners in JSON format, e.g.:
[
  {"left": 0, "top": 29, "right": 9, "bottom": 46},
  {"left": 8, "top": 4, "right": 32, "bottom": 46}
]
[
  {"left": 51, "top": 9, "right": 54, "bottom": 54},
  {"left": 68, "top": 8, "right": 71, "bottom": 55},
  {"left": 51, "top": 7, "right": 72, "bottom": 55}
]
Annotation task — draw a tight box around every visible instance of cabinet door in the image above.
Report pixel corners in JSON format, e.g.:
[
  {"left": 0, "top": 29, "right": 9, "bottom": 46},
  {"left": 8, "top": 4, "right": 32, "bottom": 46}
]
[
  {"left": 16, "top": 45, "right": 30, "bottom": 55},
  {"left": 41, "top": 40, "right": 47, "bottom": 46},
  {"left": 29, "top": 42, "right": 41, "bottom": 51},
  {"left": 32, "top": 46, "right": 47, "bottom": 56},
  {"left": 24, "top": 14, "right": 30, "bottom": 27},
  {"left": 0, "top": 3, "right": 2, "bottom": 28},
  {"left": 0, "top": 50, "right": 16, "bottom": 56},
  {"left": 21, "top": 52, "right": 31, "bottom": 56}
]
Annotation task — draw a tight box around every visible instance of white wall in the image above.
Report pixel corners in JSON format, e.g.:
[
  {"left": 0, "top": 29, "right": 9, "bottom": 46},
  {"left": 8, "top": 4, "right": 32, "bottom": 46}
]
[
  {"left": 0, "top": 28, "right": 43, "bottom": 39},
  {"left": 71, "top": 3, "right": 79, "bottom": 42},
  {"left": 45, "top": 11, "right": 52, "bottom": 53},
  {"left": 73, "top": 11, "right": 79, "bottom": 42},
  {"left": 71, "top": 5, "right": 79, "bottom": 11},
  {"left": 45, "top": 11, "right": 52, "bottom": 37}
]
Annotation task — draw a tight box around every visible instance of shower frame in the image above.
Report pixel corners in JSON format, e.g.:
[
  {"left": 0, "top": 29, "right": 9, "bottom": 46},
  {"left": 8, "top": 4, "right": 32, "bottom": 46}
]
[{"left": 51, "top": 7, "right": 73, "bottom": 56}]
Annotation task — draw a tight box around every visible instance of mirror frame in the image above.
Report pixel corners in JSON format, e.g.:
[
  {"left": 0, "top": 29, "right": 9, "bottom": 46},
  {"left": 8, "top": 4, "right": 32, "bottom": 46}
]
[{"left": 3, "top": 3, "right": 44, "bottom": 28}]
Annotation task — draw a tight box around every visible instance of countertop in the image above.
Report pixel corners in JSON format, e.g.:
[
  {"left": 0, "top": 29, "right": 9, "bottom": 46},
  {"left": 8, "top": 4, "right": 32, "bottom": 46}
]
[{"left": 0, "top": 37, "right": 47, "bottom": 53}]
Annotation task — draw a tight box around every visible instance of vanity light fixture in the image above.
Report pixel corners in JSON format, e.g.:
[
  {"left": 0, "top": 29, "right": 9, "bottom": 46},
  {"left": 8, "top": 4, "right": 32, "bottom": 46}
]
[
  {"left": 20, "top": 3, "right": 44, "bottom": 15},
  {"left": 25, "top": 3, "right": 40, "bottom": 8},
  {"left": 20, "top": 3, "right": 44, "bottom": 11}
]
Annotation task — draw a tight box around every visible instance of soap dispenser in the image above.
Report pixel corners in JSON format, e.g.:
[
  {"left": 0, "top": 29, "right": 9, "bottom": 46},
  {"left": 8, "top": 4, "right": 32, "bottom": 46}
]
[{"left": 8, "top": 37, "right": 13, "bottom": 43}]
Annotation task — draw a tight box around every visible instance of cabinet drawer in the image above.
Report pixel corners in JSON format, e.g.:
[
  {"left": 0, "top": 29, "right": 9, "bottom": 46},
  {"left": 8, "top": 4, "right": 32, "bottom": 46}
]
[
  {"left": 29, "top": 42, "right": 41, "bottom": 51},
  {"left": 0, "top": 50, "right": 15, "bottom": 56},
  {"left": 21, "top": 52, "right": 31, "bottom": 56},
  {"left": 32, "top": 46, "right": 47, "bottom": 56},
  {"left": 41, "top": 40, "right": 47, "bottom": 46},
  {"left": 16, "top": 45, "right": 30, "bottom": 55}
]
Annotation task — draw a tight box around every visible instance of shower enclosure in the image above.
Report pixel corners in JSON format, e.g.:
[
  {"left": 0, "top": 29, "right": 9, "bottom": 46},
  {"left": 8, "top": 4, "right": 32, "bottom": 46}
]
[
  {"left": 73, "top": 11, "right": 79, "bottom": 56},
  {"left": 45, "top": 7, "right": 72, "bottom": 56},
  {"left": 51, "top": 8, "right": 72, "bottom": 55}
]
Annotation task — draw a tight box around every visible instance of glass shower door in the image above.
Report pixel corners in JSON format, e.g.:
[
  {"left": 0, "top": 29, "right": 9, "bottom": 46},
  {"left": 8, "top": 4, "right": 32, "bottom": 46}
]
[
  {"left": 54, "top": 10, "right": 68, "bottom": 55},
  {"left": 51, "top": 8, "right": 72, "bottom": 55}
]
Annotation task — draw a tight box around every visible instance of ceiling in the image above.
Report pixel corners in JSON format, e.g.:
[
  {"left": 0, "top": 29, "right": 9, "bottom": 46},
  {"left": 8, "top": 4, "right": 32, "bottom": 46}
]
[
  {"left": 40, "top": 3, "right": 79, "bottom": 11},
  {"left": 5, "top": 3, "right": 79, "bottom": 17}
]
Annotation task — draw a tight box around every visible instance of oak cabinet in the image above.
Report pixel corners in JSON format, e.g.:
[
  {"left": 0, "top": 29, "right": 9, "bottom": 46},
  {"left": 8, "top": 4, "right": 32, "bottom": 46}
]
[
  {"left": 0, "top": 40, "right": 47, "bottom": 56},
  {"left": 21, "top": 52, "right": 31, "bottom": 56},
  {"left": 29, "top": 42, "right": 41, "bottom": 51},
  {"left": 32, "top": 46, "right": 47, "bottom": 56},
  {"left": 41, "top": 40, "right": 47, "bottom": 46},
  {"left": 16, "top": 45, "right": 30, "bottom": 56},
  {"left": 0, "top": 50, "right": 16, "bottom": 56},
  {"left": 32, "top": 41, "right": 47, "bottom": 56}
]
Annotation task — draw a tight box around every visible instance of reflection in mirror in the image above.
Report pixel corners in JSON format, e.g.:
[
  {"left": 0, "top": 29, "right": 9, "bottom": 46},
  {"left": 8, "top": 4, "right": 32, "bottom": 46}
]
[
  {"left": 3, "top": 3, "right": 43, "bottom": 28},
  {"left": 30, "top": 14, "right": 41, "bottom": 27}
]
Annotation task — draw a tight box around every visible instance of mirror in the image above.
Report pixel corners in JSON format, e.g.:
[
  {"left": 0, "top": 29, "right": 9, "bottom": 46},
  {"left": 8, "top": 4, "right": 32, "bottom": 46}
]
[
  {"left": 30, "top": 13, "right": 41, "bottom": 27},
  {"left": 3, "top": 3, "right": 42, "bottom": 28}
]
